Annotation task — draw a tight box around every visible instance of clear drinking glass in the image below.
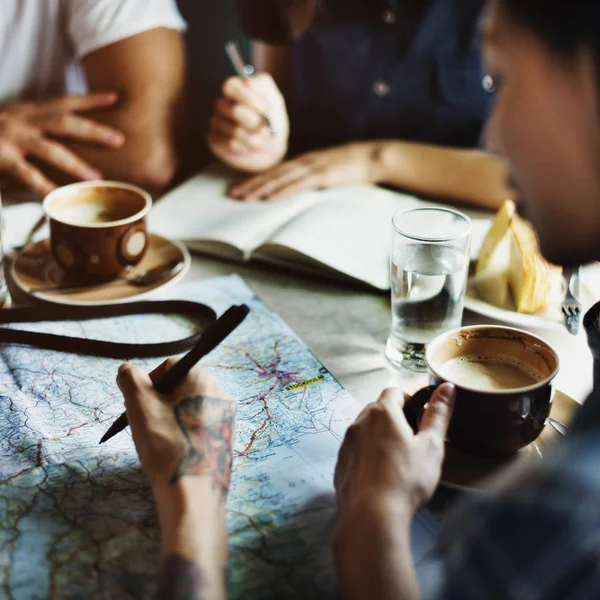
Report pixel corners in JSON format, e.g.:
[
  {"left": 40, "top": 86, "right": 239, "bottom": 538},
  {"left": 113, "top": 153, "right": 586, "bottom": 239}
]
[{"left": 385, "top": 207, "right": 471, "bottom": 371}]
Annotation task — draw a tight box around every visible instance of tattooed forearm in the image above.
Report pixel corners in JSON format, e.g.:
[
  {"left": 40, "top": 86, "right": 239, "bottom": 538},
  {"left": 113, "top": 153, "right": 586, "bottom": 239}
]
[
  {"left": 171, "top": 395, "right": 236, "bottom": 494},
  {"left": 156, "top": 554, "right": 208, "bottom": 600}
]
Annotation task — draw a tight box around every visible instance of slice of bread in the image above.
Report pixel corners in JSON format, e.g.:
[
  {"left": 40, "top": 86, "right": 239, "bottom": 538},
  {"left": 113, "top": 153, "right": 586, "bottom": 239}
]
[
  {"left": 476, "top": 200, "right": 516, "bottom": 274},
  {"left": 475, "top": 200, "right": 562, "bottom": 314},
  {"left": 509, "top": 214, "right": 562, "bottom": 314}
]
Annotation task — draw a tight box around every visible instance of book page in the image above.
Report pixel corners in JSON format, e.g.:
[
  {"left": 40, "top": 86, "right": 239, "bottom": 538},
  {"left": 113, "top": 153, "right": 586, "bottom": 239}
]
[
  {"left": 148, "top": 165, "right": 322, "bottom": 259},
  {"left": 257, "top": 187, "right": 426, "bottom": 290}
]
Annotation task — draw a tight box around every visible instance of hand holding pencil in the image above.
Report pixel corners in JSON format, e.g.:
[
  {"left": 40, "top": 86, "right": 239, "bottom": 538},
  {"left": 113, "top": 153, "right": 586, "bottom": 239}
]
[{"left": 207, "top": 43, "right": 289, "bottom": 177}]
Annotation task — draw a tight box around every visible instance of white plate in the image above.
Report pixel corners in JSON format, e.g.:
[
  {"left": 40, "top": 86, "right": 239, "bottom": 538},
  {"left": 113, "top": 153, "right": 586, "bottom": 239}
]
[{"left": 465, "top": 263, "right": 600, "bottom": 330}]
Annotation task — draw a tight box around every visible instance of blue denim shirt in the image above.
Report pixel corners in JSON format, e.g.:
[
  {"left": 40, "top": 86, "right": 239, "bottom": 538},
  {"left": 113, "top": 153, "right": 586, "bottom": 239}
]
[{"left": 237, "top": 0, "right": 490, "bottom": 155}]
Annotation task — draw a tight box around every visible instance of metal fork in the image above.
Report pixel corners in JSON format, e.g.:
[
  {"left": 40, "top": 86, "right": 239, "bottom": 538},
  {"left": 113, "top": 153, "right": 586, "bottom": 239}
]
[{"left": 560, "top": 267, "right": 582, "bottom": 335}]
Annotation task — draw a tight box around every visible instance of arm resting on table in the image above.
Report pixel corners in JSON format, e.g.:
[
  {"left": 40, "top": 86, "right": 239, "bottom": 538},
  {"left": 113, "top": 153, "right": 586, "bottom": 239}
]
[{"left": 372, "top": 141, "right": 510, "bottom": 210}]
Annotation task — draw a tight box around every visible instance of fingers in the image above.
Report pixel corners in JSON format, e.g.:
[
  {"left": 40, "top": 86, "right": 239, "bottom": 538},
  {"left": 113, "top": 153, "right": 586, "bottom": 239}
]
[
  {"left": 222, "top": 77, "right": 271, "bottom": 117},
  {"left": 149, "top": 361, "right": 234, "bottom": 405},
  {"left": 215, "top": 97, "right": 264, "bottom": 132},
  {"left": 267, "top": 177, "right": 322, "bottom": 199},
  {"left": 417, "top": 383, "right": 456, "bottom": 451},
  {"left": 334, "top": 423, "right": 357, "bottom": 493},
  {"left": 10, "top": 157, "right": 57, "bottom": 197},
  {"left": 116, "top": 362, "right": 154, "bottom": 423},
  {"left": 211, "top": 115, "right": 270, "bottom": 151},
  {"left": 149, "top": 357, "right": 180, "bottom": 385},
  {"left": 231, "top": 163, "right": 306, "bottom": 200},
  {"left": 117, "top": 362, "right": 153, "bottom": 396},
  {"left": 27, "top": 136, "right": 102, "bottom": 181},
  {"left": 44, "top": 92, "right": 119, "bottom": 114},
  {"left": 41, "top": 114, "right": 125, "bottom": 147},
  {"left": 376, "top": 387, "right": 406, "bottom": 410}
]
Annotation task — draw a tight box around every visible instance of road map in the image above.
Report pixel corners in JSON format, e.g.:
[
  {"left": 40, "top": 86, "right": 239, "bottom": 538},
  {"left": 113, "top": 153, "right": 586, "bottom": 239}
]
[{"left": 0, "top": 275, "right": 437, "bottom": 599}]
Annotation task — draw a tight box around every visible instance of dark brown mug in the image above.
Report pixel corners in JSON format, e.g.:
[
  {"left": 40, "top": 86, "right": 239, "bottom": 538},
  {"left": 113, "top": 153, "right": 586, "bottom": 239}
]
[
  {"left": 404, "top": 325, "right": 560, "bottom": 456},
  {"left": 43, "top": 181, "right": 152, "bottom": 283}
]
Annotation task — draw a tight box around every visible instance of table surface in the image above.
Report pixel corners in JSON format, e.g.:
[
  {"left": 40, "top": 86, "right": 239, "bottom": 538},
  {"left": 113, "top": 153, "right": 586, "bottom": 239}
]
[
  {"left": 2, "top": 189, "right": 594, "bottom": 407},
  {"left": 178, "top": 254, "right": 594, "bottom": 408}
]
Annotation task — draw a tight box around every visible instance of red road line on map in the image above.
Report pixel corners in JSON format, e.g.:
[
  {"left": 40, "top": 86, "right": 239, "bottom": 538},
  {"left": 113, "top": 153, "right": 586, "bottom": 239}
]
[{"left": 239, "top": 390, "right": 274, "bottom": 455}]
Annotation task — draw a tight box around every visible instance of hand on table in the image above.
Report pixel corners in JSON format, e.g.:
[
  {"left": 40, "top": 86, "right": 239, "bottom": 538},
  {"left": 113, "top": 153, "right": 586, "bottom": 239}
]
[
  {"left": 228, "top": 142, "right": 382, "bottom": 200},
  {"left": 0, "top": 93, "right": 125, "bottom": 196},
  {"left": 335, "top": 384, "right": 456, "bottom": 521},
  {"left": 208, "top": 73, "right": 289, "bottom": 173}
]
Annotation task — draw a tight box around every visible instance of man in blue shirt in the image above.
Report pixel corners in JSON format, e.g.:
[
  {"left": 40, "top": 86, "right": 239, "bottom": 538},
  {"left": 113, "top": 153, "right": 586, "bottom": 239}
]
[{"left": 117, "top": 0, "right": 600, "bottom": 597}]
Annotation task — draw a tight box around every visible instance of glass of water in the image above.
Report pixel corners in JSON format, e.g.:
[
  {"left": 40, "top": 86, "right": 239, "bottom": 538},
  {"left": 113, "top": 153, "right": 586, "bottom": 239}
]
[{"left": 385, "top": 207, "right": 471, "bottom": 371}]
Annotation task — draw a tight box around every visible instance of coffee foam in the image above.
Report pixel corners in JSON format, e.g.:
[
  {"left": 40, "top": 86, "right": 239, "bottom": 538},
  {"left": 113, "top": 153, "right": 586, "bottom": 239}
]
[
  {"left": 437, "top": 354, "right": 543, "bottom": 391},
  {"left": 54, "top": 202, "right": 128, "bottom": 225}
]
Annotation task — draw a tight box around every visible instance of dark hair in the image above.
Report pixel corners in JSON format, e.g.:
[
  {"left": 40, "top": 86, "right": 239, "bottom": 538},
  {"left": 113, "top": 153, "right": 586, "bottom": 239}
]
[{"left": 503, "top": 1, "right": 600, "bottom": 65}]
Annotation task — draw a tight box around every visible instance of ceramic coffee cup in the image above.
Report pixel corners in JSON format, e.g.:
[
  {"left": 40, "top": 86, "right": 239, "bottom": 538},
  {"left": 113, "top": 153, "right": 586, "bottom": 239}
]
[
  {"left": 404, "top": 325, "right": 560, "bottom": 456},
  {"left": 43, "top": 181, "right": 152, "bottom": 282}
]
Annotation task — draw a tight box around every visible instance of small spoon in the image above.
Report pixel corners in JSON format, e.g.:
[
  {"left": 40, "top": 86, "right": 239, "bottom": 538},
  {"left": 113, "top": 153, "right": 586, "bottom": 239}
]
[
  {"left": 32, "top": 259, "right": 184, "bottom": 295},
  {"left": 545, "top": 417, "right": 569, "bottom": 436}
]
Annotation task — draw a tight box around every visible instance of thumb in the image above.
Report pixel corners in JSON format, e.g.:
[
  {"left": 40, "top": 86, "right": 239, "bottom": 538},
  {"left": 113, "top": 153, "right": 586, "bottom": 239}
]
[{"left": 417, "top": 383, "right": 456, "bottom": 441}]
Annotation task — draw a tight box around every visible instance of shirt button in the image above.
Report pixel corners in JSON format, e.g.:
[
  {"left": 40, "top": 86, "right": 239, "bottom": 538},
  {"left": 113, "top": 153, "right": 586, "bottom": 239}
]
[
  {"left": 373, "top": 80, "right": 390, "bottom": 97},
  {"left": 482, "top": 74, "right": 496, "bottom": 93},
  {"left": 382, "top": 9, "right": 396, "bottom": 24}
]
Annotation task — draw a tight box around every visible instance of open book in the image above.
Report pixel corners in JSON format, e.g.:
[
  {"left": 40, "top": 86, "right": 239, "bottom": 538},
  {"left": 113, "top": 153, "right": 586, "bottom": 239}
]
[{"left": 149, "top": 166, "right": 490, "bottom": 290}]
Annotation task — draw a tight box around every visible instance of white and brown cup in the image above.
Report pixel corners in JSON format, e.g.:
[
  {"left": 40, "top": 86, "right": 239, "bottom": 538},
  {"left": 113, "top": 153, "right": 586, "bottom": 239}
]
[{"left": 43, "top": 181, "right": 152, "bottom": 283}]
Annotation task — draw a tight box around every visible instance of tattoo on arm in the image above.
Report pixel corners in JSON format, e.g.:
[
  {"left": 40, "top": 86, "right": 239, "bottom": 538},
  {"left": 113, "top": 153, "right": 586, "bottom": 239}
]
[
  {"left": 171, "top": 396, "right": 236, "bottom": 494},
  {"left": 156, "top": 553, "right": 208, "bottom": 600}
]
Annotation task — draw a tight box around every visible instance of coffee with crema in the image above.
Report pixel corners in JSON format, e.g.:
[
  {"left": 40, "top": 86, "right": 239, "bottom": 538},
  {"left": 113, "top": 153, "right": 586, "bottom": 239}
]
[{"left": 437, "top": 354, "right": 543, "bottom": 391}]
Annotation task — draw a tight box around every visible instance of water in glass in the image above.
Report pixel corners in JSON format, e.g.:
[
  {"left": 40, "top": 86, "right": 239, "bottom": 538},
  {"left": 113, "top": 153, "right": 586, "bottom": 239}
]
[{"left": 386, "top": 243, "right": 468, "bottom": 370}]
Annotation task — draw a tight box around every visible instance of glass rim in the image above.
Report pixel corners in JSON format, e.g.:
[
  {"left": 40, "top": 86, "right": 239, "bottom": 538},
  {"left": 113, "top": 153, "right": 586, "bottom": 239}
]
[{"left": 392, "top": 207, "right": 472, "bottom": 243}]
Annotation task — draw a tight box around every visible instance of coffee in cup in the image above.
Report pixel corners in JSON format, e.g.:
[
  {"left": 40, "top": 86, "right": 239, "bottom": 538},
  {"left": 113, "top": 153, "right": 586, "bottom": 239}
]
[
  {"left": 43, "top": 181, "right": 152, "bottom": 282},
  {"left": 404, "top": 325, "right": 559, "bottom": 456}
]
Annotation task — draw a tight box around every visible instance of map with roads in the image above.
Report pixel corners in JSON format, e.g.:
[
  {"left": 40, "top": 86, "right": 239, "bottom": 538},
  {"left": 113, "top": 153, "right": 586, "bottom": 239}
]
[{"left": 0, "top": 275, "right": 363, "bottom": 599}]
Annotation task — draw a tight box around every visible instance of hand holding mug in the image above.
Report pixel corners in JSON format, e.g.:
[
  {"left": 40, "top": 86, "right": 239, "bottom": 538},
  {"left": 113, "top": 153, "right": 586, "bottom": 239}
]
[
  {"left": 404, "top": 325, "right": 560, "bottom": 456},
  {"left": 334, "top": 384, "right": 456, "bottom": 520},
  {"left": 208, "top": 74, "right": 289, "bottom": 173}
]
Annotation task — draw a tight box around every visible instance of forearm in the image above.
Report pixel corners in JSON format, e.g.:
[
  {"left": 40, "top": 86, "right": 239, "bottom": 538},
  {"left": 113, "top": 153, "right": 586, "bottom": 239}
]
[
  {"left": 335, "top": 500, "right": 421, "bottom": 600},
  {"left": 154, "top": 480, "right": 228, "bottom": 600},
  {"left": 64, "top": 99, "right": 182, "bottom": 191},
  {"left": 77, "top": 29, "right": 185, "bottom": 192},
  {"left": 370, "top": 140, "right": 510, "bottom": 209}
]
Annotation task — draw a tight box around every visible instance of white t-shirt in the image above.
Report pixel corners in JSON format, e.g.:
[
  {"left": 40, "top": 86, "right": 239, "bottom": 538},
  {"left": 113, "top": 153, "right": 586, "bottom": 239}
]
[{"left": 0, "top": 0, "right": 186, "bottom": 103}]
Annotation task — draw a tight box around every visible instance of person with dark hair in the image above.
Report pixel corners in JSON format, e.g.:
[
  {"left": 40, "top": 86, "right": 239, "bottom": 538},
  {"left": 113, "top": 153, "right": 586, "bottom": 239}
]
[
  {"left": 118, "top": 0, "right": 600, "bottom": 596},
  {"left": 207, "top": 0, "right": 510, "bottom": 208}
]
